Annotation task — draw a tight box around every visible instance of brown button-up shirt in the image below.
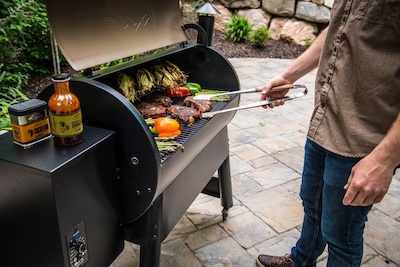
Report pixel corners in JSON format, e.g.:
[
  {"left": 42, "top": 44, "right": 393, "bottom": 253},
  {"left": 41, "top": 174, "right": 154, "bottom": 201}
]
[{"left": 307, "top": 0, "right": 400, "bottom": 158}]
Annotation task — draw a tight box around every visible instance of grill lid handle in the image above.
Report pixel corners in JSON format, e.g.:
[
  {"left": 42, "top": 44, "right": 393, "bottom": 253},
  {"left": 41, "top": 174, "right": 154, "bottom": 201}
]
[{"left": 182, "top": 23, "right": 208, "bottom": 46}]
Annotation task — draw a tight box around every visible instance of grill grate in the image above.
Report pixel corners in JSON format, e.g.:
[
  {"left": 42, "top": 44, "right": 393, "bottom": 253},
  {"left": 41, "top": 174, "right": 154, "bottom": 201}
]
[
  {"left": 158, "top": 100, "right": 228, "bottom": 162},
  {"left": 159, "top": 118, "right": 208, "bottom": 162}
]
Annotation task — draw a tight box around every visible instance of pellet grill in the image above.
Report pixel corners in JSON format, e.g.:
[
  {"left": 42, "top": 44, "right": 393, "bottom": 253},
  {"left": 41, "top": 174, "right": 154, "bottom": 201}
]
[{"left": 0, "top": 0, "right": 241, "bottom": 267}]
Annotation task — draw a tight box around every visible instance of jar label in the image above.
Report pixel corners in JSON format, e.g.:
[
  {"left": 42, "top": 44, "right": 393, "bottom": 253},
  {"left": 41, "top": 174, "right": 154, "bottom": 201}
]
[
  {"left": 11, "top": 118, "right": 51, "bottom": 144},
  {"left": 50, "top": 110, "right": 83, "bottom": 138}
]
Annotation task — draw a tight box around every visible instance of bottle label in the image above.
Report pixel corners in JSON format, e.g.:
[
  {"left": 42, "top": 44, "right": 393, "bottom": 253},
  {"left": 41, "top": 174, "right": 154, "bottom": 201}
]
[{"left": 50, "top": 110, "right": 83, "bottom": 138}]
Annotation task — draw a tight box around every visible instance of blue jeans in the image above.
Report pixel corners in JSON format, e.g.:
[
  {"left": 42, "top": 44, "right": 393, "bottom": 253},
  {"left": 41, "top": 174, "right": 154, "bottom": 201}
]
[{"left": 291, "top": 139, "right": 372, "bottom": 267}]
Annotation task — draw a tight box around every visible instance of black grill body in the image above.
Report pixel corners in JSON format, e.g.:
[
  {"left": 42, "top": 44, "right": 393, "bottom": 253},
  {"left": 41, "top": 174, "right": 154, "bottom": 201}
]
[
  {"left": 36, "top": 43, "right": 240, "bottom": 266},
  {"left": 0, "top": 126, "right": 123, "bottom": 267}
]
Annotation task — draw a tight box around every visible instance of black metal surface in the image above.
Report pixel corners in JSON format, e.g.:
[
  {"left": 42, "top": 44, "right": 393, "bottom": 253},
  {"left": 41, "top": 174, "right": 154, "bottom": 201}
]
[
  {"left": 182, "top": 23, "right": 208, "bottom": 46},
  {"left": 38, "top": 43, "right": 239, "bottom": 224},
  {"left": 35, "top": 43, "right": 238, "bottom": 267},
  {"left": 0, "top": 126, "right": 123, "bottom": 267},
  {"left": 198, "top": 15, "right": 215, "bottom": 46},
  {"left": 124, "top": 127, "right": 232, "bottom": 264}
]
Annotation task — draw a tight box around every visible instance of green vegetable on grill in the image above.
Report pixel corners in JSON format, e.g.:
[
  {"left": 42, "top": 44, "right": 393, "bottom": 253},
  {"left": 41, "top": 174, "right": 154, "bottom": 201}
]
[
  {"left": 155, "top": 139, "right": 184, "bottom": 154},
  {"left": 196, "top": 89, "right": 231, "bottom": 101},
  {"left": 145, "top": 118, "right": 184, "bottom": 154},
  {"left": 183, "top": 82, "right": 202, "bottom": 95}
]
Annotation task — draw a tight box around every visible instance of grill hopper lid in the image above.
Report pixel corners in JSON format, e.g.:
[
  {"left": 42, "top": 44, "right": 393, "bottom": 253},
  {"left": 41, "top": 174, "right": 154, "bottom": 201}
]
[{"left": 46, "top": 0, "right": 188, "bottom": 71}]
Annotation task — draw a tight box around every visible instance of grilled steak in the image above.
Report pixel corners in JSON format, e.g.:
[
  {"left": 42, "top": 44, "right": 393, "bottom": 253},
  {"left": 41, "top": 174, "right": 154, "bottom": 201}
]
[
  {"left": 137, "top": 101, "right": 167, "bottom": 119},
  {"left": 167, "top": 105, "right": 201, "bottom": 126},
  {"left": 144, "top": 92, "right": 172, "bottom": 107},
  {"left": 183, "top": 96, "right": 212, "bottom": 113}
]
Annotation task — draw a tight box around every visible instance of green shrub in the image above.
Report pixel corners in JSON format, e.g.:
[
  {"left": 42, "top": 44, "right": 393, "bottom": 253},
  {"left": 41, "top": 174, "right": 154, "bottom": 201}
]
[
  {"left": 304, "top": 38, "right": 313, "bottom": 48},
  {"left": 1, "top": 0, "right": 55, "bottom": 75},
  {"left": 225, "top": 14, "right": 253, "bottom": 42},
  {"left": 0, "top": 0, "right": 50, "bottom": 131},
  {"left": 250, "top": 27, "right": 270, "bottom": 47},
  {"left": 0, "top": 64, "right": 29, "bottom": 131}
]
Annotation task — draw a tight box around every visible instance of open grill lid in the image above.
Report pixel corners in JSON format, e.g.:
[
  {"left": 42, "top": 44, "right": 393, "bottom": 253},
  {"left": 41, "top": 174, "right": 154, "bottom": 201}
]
[{"left": 46, "top": 0, "right": 188, "bottom": 71}]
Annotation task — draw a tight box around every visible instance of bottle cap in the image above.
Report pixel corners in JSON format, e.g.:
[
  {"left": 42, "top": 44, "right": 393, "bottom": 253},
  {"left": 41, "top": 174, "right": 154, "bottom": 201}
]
[{"left": 52, "top": 73, "right": 70, "bottom": 82}]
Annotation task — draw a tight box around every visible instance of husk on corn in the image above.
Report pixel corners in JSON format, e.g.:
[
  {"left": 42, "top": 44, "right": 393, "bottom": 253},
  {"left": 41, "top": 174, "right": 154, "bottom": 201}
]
[
  {"left": 117, "top": 61, "right": 187, "bottom": 101},
  {"left": 117, "top": 73, "right": 137, "bottom": 102},
  {"left": 164, "top": 61, "right": 188, "bottom": 85},
  {"left": 136, "top": 68, "right": 155, "bottom": 96},
  {"left": 153, "top": 64, "right": 178, "bottom": 90}
]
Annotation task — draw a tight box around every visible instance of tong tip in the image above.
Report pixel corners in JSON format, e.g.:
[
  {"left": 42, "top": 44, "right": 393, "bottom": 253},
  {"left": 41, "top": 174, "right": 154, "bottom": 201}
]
[{"left": 192, "top": 95, "right": 210, "bottom": 100}]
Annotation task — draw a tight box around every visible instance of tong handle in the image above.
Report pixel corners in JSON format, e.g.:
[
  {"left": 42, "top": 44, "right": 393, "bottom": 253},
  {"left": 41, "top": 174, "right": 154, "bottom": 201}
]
[
  {"left": 212, "top": 84, "right": 295, "bottom": 97},
  {"left": 201, "top": 85, "right": 308, "bottom": 118},
  {"left": 269, "top": 83, "right": 296, "bottom": 92},
  {"left": 200, "top": 88, "right": 257, "bottom": 98}
]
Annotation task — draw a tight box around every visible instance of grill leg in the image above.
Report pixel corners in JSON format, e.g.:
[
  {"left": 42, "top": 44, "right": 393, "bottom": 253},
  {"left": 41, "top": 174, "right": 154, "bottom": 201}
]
[
  {"left": 124, "top": 197, "right": 163, "bottom": 267},
  {"left": 218, "top": 155, "right": 233, "bottom": 221},
  {"left": 138, "top": 197, "right": 162, "bottom": 267},
  {"left": 140, "top": 243, "right": 161, "bottom": 267}
]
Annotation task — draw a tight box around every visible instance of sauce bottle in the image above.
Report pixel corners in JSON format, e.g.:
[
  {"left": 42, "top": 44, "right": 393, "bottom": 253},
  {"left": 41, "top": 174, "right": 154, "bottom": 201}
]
[{"left": 48, "top": 73, "right": 84, "bottom": 146}]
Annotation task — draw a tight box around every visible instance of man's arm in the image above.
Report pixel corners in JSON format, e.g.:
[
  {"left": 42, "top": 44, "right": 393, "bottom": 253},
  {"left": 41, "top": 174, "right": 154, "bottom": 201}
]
[
  {"left": 278, "top": 26, "right": 328, "bottom": 84},
  {"left": 258, "top": 27, "right": 329, "bottom": 103},
  {"left": 343, "top": 113, "right": 400, "bottom": 206}
]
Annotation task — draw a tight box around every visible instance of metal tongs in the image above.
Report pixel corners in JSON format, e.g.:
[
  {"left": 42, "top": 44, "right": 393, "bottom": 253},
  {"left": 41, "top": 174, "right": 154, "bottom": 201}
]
[{"left": 200, "top": 84, "right": 308, "bottom": 118}]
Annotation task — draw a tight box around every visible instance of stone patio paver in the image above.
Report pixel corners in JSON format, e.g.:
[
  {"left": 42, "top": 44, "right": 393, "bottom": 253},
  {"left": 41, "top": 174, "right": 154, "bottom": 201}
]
[{"left": 110, "top": 58, "right": 400, "bottom": 267}]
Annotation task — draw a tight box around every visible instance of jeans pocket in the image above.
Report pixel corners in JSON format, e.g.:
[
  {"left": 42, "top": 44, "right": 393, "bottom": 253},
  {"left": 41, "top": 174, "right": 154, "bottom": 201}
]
[{"left": 355, "top": 0, "right": 400, "bottom": 25}]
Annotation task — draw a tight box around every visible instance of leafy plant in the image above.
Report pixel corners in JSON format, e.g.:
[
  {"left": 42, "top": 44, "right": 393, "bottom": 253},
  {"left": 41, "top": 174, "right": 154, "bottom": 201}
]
[
  {"left": 0, "top": 64, "right": 29, "bottom": 131},
  {"left": 304, "top": 38, "right": 313, "bottom": 48},
  {"left": 100, "top": 56, "right": 137, "bottom": 70},
  {"left": 225, "top": 14, "right": 253, "bottom": 43},
  {"left": 0, "top": 0, "right": 55, "bottom": 75},
  {"left": 189, "top": 0, "right": 207, "bottom": 10},
  {"left": 250, "top": 27, "right": 270, "bottom": 47},
  {"left": 0, "top": 0, "right": 52, "bottom": 131}
]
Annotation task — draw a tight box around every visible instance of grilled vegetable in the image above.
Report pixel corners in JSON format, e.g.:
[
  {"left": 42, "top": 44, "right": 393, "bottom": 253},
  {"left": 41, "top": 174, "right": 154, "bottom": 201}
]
[
  {"left": 158, "top": 129, "right": 181, "bottom": 138},
  {"left": 117, "top": 73, "right": 137, "bottom": 102},
  {"left": 165, "top": 86, "right": 190, "bottom": 98},
  {"left": 136, "top": 68, "right": 155, "bottom": 96},
  {"left": 183, "top": 82, "right": 201, "bottom": 95},
  {"left": 164, "top": 61, "right": 188, "bottom": 85},
  {"left": 145, "top": 118, "right": 184, "bottom": 154},
  {"left": 153, "top": 64, "right": 178, "bottom": 90},
  {"left": 197, "top": 89, "right": 231, "bottom": 101},
  {"left": 155, "top": 139, "right": 184, "bottom": 154},
  {"left": 146, "top": 117, "right": 181, "bottom": 138},
  {"left": 154, "top": 117, "right": 180, "bottom": 137}
]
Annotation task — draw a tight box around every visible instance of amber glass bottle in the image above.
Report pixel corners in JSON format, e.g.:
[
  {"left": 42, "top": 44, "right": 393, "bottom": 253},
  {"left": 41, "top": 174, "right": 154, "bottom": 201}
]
[{"left": 48, "top": 73, "right": 83, "bottom": 146}]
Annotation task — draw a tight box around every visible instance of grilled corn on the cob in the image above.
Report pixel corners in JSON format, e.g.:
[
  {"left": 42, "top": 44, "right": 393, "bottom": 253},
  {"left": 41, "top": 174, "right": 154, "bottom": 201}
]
[
  {"left": 117, "top": 73, "right": 137, "bottom": 102},
  {"left": 136, "top": 68, "right": 155, "bottom": 96}
]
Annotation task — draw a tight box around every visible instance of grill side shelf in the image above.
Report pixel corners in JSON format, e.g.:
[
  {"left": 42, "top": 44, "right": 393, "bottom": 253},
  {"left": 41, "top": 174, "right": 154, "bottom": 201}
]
[{"left": 38, "top": 79, "right": 160, "bottom": 223}]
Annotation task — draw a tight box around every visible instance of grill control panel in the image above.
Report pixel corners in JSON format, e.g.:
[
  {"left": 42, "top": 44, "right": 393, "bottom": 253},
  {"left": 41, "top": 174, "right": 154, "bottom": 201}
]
[{"left": 66, "top": 221, "right": 88, "bottom": 267}]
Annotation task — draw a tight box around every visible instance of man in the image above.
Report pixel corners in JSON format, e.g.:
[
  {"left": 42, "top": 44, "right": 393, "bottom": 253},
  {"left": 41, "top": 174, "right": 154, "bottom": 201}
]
[{"left": 256, "top": 0, "right": 400, "bottom": 266}]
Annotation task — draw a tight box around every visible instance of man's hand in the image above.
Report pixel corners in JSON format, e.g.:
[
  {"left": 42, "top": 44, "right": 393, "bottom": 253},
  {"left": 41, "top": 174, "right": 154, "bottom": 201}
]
[
  {"left": 343, "top": 113, "right": 400, "bottom": 206},
  {"left": 257, "top": 76, "right": 292, "bottom": 108},
  {"left": 342, "top": 154, "right": 394, "bottom": 206}
]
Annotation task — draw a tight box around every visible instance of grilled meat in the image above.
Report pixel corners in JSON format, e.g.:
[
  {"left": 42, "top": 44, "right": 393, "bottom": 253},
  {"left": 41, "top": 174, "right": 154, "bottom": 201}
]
[
  {"left": 144, "top": 92, "right": 172, "bottom": 107},
  {"left": 167, "top": 105, "right": 201, "bottom": 126},
  {"left": 137, "top": 101, "right": 167, "bottom": 119},
  {"left": 183, "top": 96, "right": 212, "bottom": 113}
]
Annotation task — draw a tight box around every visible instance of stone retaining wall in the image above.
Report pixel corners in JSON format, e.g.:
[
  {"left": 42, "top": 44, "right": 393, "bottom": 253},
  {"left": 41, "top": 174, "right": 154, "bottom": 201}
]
[{"left": 212, "top": 0, "right": 332, "bottom": 46}]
